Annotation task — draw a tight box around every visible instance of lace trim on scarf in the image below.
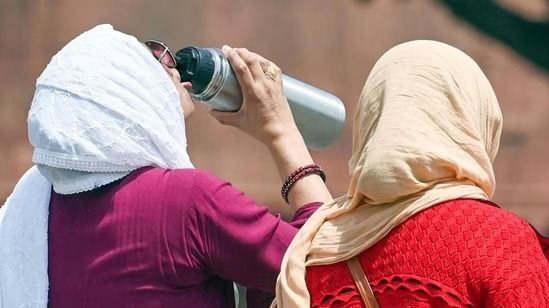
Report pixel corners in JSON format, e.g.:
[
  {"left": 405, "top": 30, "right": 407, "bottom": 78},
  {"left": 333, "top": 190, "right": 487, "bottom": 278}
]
[{"left": 33, "top": 149, "right": 137, "bottom": 173}]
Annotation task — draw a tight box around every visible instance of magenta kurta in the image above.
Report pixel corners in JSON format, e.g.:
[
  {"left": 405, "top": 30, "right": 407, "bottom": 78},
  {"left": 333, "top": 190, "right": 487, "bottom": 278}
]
[{"left": 47, "top": 167, "right": 320, "bottom": 307}]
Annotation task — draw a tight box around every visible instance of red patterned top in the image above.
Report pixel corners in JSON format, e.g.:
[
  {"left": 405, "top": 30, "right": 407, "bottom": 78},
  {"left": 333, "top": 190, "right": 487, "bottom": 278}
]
[{"left": 306, "top": 199, "right": 549, "bottom": 307}]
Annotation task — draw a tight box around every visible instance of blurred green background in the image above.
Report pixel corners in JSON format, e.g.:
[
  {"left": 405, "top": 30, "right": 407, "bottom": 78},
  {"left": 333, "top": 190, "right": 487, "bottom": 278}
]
[{"left": 1, "top": 0, "right": 548, "bottom": 235}]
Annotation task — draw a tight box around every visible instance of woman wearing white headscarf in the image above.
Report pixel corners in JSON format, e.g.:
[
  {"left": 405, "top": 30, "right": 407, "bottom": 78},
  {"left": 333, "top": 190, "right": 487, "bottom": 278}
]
[
  {"left": 273, "top": 40, "right": 549, "bottom": 307},
  {"left": 0, "top": 24, "right": 331, "bottom": 307}
]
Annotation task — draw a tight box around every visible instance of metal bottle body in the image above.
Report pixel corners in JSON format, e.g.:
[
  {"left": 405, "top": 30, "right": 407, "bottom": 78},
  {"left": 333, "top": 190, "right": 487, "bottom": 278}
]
[{"left": 186, "top": 49, "right": 346, "bottom": 150}]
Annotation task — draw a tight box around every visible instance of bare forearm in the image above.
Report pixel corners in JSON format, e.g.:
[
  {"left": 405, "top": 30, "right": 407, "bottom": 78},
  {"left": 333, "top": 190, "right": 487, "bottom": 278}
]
[{"left": 266, "top": 128, "right": 332, "bottom": 213}]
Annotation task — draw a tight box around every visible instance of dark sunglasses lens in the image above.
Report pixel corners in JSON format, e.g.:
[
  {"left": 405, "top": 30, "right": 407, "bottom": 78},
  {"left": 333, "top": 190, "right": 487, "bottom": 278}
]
[{"left": 145, "top": 41, "right": 176, "bottom": 68}]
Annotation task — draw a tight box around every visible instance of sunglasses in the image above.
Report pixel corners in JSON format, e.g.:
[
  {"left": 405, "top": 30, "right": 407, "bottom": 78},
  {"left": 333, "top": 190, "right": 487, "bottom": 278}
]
[{"left": 144, "top": 40, "right": 177, "bottom": 69}]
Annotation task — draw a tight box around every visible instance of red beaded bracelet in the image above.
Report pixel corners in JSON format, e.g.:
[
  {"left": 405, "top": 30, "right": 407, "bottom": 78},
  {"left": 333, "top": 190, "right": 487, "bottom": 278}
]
[{"left": 281, "top": 164, "right": 326, "bottom": 204}]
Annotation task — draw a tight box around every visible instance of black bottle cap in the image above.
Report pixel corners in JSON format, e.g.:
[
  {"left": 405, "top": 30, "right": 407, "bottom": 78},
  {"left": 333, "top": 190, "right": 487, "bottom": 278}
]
[{"left": 174, "top": 47, "right": 215, "bottom": 94}]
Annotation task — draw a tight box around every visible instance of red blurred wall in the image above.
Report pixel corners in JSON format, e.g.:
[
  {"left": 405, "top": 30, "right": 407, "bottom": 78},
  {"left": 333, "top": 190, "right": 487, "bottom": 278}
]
[{"left": 1, "top": 0, "right": 547, "bottom": 234}]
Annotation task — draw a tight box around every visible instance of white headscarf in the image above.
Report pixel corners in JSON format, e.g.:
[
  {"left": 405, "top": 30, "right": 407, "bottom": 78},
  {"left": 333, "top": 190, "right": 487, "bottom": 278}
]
[{"left": 0, "top": 24, "right": 193, "bottom": 307}]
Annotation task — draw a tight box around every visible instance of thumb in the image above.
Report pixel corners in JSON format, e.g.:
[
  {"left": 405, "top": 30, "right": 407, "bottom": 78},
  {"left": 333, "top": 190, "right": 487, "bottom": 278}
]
[{"left": 209, "top": 109, "right": 240, "bottom": 127}]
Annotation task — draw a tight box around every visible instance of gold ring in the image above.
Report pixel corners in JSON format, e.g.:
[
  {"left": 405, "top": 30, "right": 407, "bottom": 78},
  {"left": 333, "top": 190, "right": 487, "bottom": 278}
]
[{"left": 264, "top": 65, "right": 278, "bottom": 81}]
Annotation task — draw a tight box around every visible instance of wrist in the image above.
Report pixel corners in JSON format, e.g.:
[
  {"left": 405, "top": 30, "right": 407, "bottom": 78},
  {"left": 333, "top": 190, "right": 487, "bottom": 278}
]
[
  {"left": 264, "top": 124, "right": 303, "bottom": 152},
  {"left": 266, "top": 128, "right": 317, "bottom": 184},
  {"left": 281, "top": 164, "right": 326, "bottom": 203}
]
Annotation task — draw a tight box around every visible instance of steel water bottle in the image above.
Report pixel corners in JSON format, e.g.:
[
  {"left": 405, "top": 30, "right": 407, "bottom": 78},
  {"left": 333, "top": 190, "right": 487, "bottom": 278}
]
[{"left": 174, "top": 47, "right": 346, "bottom": 149}]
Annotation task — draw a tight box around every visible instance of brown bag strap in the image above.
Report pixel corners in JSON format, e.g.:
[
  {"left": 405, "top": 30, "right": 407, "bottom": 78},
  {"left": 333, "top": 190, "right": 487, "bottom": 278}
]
[{"left": 346, "top": 257, "right": 379, "bottom": 308}]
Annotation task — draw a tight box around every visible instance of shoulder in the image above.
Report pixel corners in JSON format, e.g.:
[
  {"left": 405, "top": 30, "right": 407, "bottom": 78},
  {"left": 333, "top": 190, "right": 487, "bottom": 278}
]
[
  {"left": 396, "top": 198, "right": 543, "bottom": 267},
  {"left": 128, "top": 166, "right": 226, "bottom": 190},
  {"left": 423, "top": 199, "right": 540, "bottom": 247},
  {"left": 424, "top": 198, "right": 534, "bottom": 234},
  {"left": 428, "top": 199, "right": 546, "bottom": 269},
  {"left": 117, "top": 167, "right": 234, "bottom": 206},
  {"left": 458, "top": 199, "right": 535, "bottom": 235},
  {"left": 142, "top": 166, "right": 247, "bottom": 203}
]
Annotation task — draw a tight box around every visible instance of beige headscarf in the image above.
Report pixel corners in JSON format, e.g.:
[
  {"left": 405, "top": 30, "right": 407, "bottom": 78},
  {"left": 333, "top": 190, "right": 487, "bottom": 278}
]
[{"left": 272, "top": 40, "right": 502, "bottom": 307}]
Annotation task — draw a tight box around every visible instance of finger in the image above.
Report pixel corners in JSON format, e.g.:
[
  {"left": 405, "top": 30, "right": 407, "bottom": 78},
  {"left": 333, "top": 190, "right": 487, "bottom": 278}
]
[
  {"left": 208, "top": 109, "right": 239, "bottom": 127},
  {"left": 251, "top": 53, "right": 281, "bottom": 76},
  {"left": 235, "top": 48, "right": 264, "bottom": 82},
  {"left": 221, "top": 45, "right": 232, "bottom": 55},
  {"left": 253, "top": 53, "right": 277, "bottom": 70},
  {"left": 182, "top": 82, "right": 192, "bottom": 90},
  {"left": 259, "top": 61, "right": 282, "bottom": 85},
  {"left": 224, "top": 47, "right": 255, "bottom": 90},
  {"left": 258, "top": 60, "right": 280, "bottom": 74}
]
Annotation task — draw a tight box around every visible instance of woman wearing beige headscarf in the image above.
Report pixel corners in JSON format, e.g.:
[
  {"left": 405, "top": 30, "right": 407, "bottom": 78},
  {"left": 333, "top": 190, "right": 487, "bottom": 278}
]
[{"left": 273, "top": 40, "right": 549, "bottom": 307}]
